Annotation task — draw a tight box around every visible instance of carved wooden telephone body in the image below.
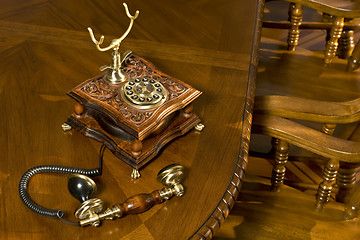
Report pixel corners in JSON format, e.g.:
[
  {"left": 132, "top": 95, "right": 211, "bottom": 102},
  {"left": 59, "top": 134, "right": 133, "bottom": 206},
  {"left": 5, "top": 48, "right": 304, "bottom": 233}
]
[{"left": 64, "top": 3, "right": 202, "bottom": 179}]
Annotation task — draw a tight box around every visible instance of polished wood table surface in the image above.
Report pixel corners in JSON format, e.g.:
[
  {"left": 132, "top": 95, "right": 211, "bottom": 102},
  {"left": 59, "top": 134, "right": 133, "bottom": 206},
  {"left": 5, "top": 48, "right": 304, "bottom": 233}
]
[{"left": 0, "top": 0, "right": 263, "bottom": 239}]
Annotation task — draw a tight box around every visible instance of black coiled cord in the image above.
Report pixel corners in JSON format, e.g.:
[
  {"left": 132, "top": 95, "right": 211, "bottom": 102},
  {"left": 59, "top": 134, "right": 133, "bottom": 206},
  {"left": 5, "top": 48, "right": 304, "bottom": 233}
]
[{"left": 18, "top": 144, "right": 105, "bottom": 225}]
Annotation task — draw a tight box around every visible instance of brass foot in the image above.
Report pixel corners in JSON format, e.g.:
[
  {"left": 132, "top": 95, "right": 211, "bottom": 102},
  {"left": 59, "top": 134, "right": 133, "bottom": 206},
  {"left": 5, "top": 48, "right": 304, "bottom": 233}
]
[
  {"left": 195, "top": 123, "right": 205, "bottom": 131},
  {"left": 61, "top": 123, "right": 72, "bottom": 132},
  {"left": 131, "top": 169, "right": 141, "bottom": 179}
]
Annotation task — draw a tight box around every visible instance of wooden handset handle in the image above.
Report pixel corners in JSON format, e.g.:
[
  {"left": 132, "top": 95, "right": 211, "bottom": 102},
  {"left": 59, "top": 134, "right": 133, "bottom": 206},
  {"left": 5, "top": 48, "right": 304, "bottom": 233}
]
[
  {"left": 79, "top": 190, "right": 164, "bottom": 227},
  {"left": 116, "top": 191, "right": 163, "bottom": 215},
  {"left": 77, "top": 164, "right": 186, "bottom": 227}
]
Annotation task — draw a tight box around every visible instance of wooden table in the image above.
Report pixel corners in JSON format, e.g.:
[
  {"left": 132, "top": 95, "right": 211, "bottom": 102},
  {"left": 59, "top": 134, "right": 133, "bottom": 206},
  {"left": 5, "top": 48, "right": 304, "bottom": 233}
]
[{"left": 0, "top": 0, "right": 264, "bottom": 239}]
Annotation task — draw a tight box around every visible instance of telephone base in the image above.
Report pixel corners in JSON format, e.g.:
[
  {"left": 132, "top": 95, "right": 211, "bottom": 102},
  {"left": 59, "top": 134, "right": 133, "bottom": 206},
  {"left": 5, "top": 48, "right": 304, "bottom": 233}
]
[
  {"left": 66, "top": 110, "right": 200, "bottom": 170},
  {"left": 66, "top": 53, "right": 202, "bottom": 171}
]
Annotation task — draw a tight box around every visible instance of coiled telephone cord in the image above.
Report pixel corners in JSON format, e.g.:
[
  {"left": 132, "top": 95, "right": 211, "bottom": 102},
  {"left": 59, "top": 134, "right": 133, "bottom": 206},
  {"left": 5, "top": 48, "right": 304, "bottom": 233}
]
[{"left": 18, "top": 143, "right": 105, "bottom": 225}]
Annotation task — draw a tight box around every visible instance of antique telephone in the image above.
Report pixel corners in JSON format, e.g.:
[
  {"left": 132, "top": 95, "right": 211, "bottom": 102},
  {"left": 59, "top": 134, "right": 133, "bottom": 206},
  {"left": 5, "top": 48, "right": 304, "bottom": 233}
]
[
  {"left": 19, "top": 3, "right": 202, "bottom": 226},
  {"left": 63, "top": 3, "right": 203, "bottom": 179}
]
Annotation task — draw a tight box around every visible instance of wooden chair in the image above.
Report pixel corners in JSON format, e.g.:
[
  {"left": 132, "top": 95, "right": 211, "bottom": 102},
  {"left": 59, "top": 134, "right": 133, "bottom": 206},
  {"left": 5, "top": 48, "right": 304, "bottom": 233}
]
[
  {"left": 263, "top": 0, "right": 360, "bottom": 70},
  {"left": 252, "top": 95, "right": 360, "bottom": 209}
]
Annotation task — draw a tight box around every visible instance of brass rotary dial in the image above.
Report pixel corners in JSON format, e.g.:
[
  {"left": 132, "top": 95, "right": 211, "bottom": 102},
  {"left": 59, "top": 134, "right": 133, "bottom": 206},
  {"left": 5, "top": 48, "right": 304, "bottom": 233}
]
[{"left": 121, "top": 77, "right": 167, "bottom": 109}]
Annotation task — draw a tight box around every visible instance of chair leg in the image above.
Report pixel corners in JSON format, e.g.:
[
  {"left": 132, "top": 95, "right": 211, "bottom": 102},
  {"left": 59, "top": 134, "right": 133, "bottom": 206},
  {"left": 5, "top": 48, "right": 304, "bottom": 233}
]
[
  {"left": 321, "top": 13, "right": 332, "bottom": 42},
  {"left": 347, "top": 40, "right": 360, "bottom": 72},
  {"left": 315, "top": 158, "right": 339, "bottom": 209},
  {"left": 287, "top": 3, "right": 303, "bottom": 51},
  {"left": 344, "top": 181, "right": 360, "bottom": 220},
  {"left": 270, "top": 137, "right": 280, "bottom": 154},
  {"left": 336, "top": 162, "right": 359, "bottom": 203},
  {"left": 321, "top": 123, "right": 336, "bottom": 135},
  {"left": 324, "top": 17, "right": 344, "bottom": 64},
  {"left": 271, "top": 139, "right": 290, "bottom": 192},
  {"left": 337, "top": 30, "right": 355, "bottom": 60}
]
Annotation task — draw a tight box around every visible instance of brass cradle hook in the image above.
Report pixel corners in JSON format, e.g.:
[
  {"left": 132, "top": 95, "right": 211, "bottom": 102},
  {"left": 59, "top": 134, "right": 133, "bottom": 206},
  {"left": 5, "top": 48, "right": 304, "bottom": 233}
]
[{"left": 87, "top": 3, "right": 139, "bottom": 83}]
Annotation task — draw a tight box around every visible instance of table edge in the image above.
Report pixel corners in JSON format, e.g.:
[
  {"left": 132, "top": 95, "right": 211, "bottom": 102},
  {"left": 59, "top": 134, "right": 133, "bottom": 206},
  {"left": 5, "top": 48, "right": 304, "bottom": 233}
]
[{"left": 189, "top": 0, "right": 264, "bottom": 238}]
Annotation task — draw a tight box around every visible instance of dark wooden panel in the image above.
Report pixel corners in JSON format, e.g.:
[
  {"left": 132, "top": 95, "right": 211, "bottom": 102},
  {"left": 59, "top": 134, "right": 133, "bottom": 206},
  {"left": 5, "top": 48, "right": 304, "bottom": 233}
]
[{"left": 0, "top": 0, "right": 263, "bottom": 239}]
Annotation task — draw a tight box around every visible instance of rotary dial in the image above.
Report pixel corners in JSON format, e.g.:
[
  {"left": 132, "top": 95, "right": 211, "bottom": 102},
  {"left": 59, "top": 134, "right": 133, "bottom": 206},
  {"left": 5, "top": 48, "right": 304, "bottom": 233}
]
[{"left": 121, "top": 77, "right": 167, "bottom": 109}]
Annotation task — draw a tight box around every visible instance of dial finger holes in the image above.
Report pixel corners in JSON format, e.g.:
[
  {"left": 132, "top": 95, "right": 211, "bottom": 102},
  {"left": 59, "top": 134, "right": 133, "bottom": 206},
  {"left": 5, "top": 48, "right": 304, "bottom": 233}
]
[{"left": 121, "top": 77, "right": 167, "bottom": 109}]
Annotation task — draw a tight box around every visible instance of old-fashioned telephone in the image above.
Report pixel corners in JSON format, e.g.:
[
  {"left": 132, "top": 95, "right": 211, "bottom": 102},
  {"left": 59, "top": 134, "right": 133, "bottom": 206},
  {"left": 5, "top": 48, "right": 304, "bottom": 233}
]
[
  {"left": 63, "top": 2, "right": 203, "bottom": 179},
  {"left": 19, "top": 3, "right": 202, "bottom": 227}
]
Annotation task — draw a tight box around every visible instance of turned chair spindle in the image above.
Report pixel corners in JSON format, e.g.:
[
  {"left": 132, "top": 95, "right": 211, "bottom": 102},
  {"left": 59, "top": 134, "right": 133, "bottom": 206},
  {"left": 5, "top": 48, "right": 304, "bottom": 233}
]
[
  {"left": 252, "top": 96, "right": 360, "bottom": 209},
  {"left": 263, "top": 0, "right": 360, "bottom": 70}
]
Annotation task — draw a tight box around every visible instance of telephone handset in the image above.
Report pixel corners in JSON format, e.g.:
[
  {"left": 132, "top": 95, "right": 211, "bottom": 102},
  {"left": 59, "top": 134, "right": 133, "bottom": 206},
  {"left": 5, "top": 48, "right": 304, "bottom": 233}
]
[
  {"left": 65, "top": 3, "right": 203, "bottom": 179},
  {"left": 19, "top": 146, "right": 186, "bottom": 226},
  {"left": 69, "top": 164, "right": 185, "bottom": 227}
]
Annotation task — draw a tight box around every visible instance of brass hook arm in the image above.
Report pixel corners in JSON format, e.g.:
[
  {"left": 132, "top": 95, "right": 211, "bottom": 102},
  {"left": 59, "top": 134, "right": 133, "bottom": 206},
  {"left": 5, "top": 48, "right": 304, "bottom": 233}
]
[
  {"left": 87, "top": 3, "right": 139, "bottom": 52},
  {"left": 117, "top": 3, "right": 139, "bottom": 46},
  {"left": 87, "top": 28, "right": 105, "bottom": 51}
]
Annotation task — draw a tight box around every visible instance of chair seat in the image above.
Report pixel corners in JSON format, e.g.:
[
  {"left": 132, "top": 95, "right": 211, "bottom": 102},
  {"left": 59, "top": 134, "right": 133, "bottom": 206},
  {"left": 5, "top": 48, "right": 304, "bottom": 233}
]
[
  {"left": 263, "top": 18, "right": 360, "bottom": 30},
  {"left": 279, "top": 0, "right": 360, "bottom": 18}
]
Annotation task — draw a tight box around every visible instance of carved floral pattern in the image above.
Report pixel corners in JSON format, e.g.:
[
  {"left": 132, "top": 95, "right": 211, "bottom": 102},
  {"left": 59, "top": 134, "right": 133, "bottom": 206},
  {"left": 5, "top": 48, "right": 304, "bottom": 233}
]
[
  {"left": 82, "top": 77, "right": 117, "bottom": 100},
  {"left": 80, "top": 54, "right": 188, "bottom": 125}
]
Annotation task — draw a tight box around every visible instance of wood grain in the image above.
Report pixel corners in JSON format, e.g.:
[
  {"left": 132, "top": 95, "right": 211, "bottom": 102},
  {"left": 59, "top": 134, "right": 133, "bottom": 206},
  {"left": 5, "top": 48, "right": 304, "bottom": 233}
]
[
  {"left": 254, "top": 95, "right": 360, "bottom": 123},
  {"left": 215, "top": 175, "right": 360, "bottom": 240},
  {"left": 214, "top": 0, "right": 360, "bottom": 234},
  {"left": 0, "top": 0, "right": 263, "bottom": 239}
]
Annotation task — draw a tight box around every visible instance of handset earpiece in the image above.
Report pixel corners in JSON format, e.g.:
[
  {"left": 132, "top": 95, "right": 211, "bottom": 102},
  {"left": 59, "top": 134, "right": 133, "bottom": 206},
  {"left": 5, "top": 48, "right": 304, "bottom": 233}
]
[{"left": 67, "top": 174, "right": 105, "bottom": 226}]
